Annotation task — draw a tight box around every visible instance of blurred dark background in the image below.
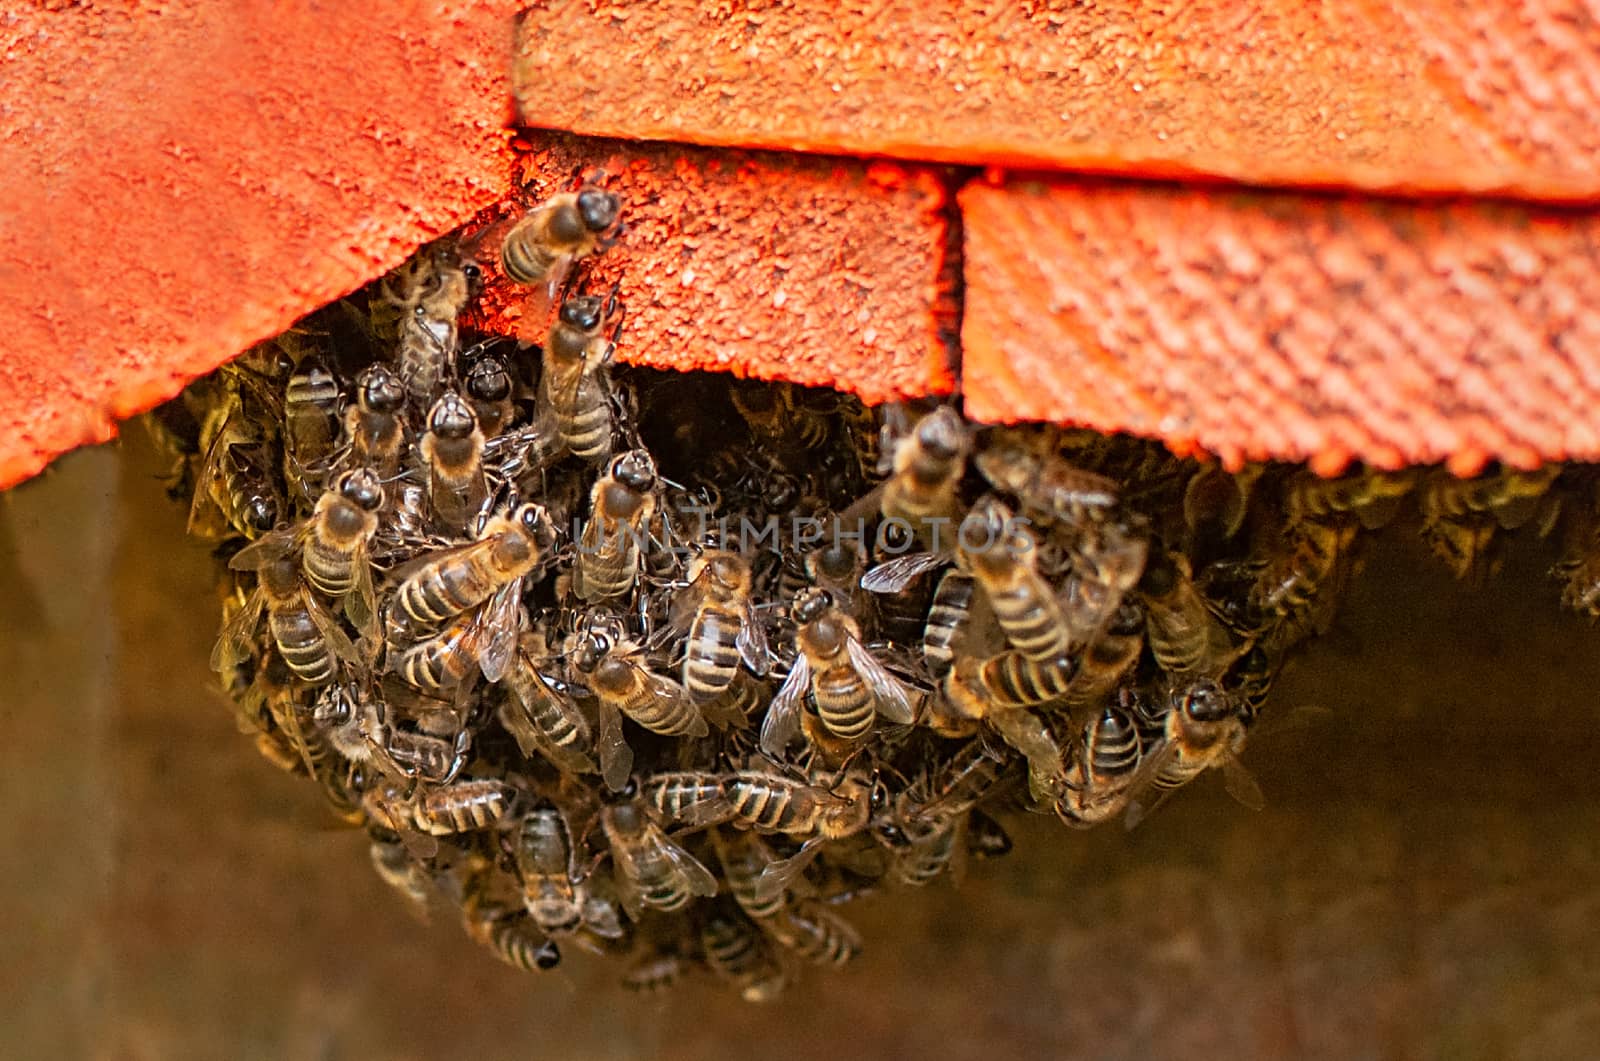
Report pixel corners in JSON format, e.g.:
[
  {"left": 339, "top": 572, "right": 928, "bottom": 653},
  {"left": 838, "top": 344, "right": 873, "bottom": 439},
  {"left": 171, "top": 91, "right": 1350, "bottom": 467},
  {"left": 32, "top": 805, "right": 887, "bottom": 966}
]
[{"left": 3, "top": 431, "right": 1598, "bottom": 1061}]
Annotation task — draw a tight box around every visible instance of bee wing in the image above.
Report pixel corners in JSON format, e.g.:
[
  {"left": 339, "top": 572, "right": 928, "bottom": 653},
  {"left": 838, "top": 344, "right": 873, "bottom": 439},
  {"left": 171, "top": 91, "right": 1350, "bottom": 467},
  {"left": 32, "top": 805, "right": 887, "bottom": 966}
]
[
  {"left": 752, "top": 836, "right": 826, "bottom": 903},
  {"left": 596, "top": 701, "right": 634, "bottom": 793},
  {"left": 759, "top": 654, "right": 810, "bottom": 758},
  {"left": 209, "top": 588, "right": 265, "bottom": 676},
  {"left": 736, "top": 604, "right": 772, "bottom": 678},
  {"left": 656, "top": 833, "right": 720, "bottom": 898},
  {"left": 303, "top": 594, "right": 362, "bottom": 668},
  {"left": 845, "top": 637, "right": 917, "bottom": 724},
  {"left": 1120, "top": 739, "right": 1182, "bottom": 831},
  {"left": 612, "top": 865, "right": 645, "bottom": 922},
  {"left": 667, "top": 795, "right": 737, "bottom": 831},
  {"left": 474, "top": 579, "right": 524, "bottom": 684},
  {"left": 227, "top": 525, "right": 300, "bottom": 571},
  {"left": 272, "top": 694, "right": 320, "bottom": 779},
  {"left": 1221, "top": 753, "right": 1265, "bottom": 812},
  {"left": 344, "top": 545, "right": 380, "bottom": 642},
  {"left": 187, "top": 407, "right": 238, "bottom": 537},
  {"left": 580, "top": 892, "right": 627, "bottom": 940},
  {"left": 860, "top": 551, "right": 945, "bottom": 594}
]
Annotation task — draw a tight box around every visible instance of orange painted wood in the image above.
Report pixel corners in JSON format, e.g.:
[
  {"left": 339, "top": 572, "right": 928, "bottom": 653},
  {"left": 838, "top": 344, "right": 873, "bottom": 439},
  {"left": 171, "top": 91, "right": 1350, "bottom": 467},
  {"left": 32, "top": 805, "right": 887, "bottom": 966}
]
[
  {"left": 5, "top": 0, "right": 1597, "bottom": 490},
  {"left": 961, "top": 178, "right": 1600, "bottom": 477},
  {"left": 513, "top": 0, "right": 1600, "bottom": 202},
  {"left": 0, "top": 1, "right": 520, "bottom": 489},
  {"left": 474, "top": 136, "right": 955, "bottom": 404}
]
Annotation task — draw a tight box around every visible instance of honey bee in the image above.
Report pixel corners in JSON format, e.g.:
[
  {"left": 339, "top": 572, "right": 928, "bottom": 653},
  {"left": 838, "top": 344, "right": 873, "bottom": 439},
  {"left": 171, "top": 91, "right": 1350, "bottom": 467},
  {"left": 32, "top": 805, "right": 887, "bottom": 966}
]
[
  {"left": 1061, "top": 598, "right": 1145, "bottom": 713},
  {"left": 937, "top": 654, "right": 1071, "bottom": 800},
  {"left": 974, "top": 438, "right": 1121, "bottom": 530},
  {"left": 837, "top": 394, "right": 885, "bottom": 481},
  {"left": 731, "top": 381, "right": 832, "bottom": 456},
  {"left": 368, "top": 835, "right": 436, "bottom": 922},
  {"left": 958, "top": 496, "right": 1070, "bottom": 660},
  {"left": 463, "top": 349, "right": 516, "bottom": 439},
  {"left": 385, "top": 245, "right": 478, "bottom": 405},
  {"left": 379, "top": 722, "right": 473, "bottom": 785},
  {"left": 1554, "top": 486, "right": 1600, "bottom": 619},
  {"left": 1247, "top": 517, "right": 1359, "bottom": 644},
  {"left": 574, "top": 449, "right": 658, "bottom": 602},
  {"left": 392, "top": 603, "right": 512, "bottom": 699},
  {"left": 366, "top": 777, "right": 522, "bottom": 836},
  {"left": 500, "top": 184, "right": 623, "bottom": 310},
  {"left": 1418, "top": 465, "right": 1561, "bottom": 582},
  {"left": 723, "top": 765, "right": 878, "bottom": 841},
  {"left": 282, "top": 355, "right": 341, "bottom": 504},
  {"left": 641, "top": 772, "right": 733, "bottom": 827},
  {"left": 1055, "top": 701, "right": 1143, "bottom": 828},
  {"left": 768, "top": 901, "right": 861, "bottom": 968},
  {"left": 393, "top": 502, "right": 552, "bottom": 628},
  {"left": 711, "top": 829, "right": 789, "bottom": 923},
  {"left": 700, "top": 907, "right": 788, "bottom": 1001},
  {"left": 760, "top": 588, "right": 917, "bottom": 756},
  {"left": 1058, "top": 518, "right": 1149, "bottom": 646},
  {"left": 600, "top": 797, "right": 719, "bottom": 916},
  {"left": 401, "top": 503, "right": 550, "bottom": 619},
  {"left": 678, "top": 550, "right": 770, "bottom": 703},
  {"left": 621, "top": 949, "right": 684, "bottom": 994},
  {"left": 514, "top": 808, "right": 627, "bottom": 944},
  {"left": 1182, "top": 462, "right": 1260, "bottom": 549},
  {"left": 879, "top": 743, "right": 1010, "bottom": 887},
  {"left": 464, "top": 904, "right": 563, "bottom": 973},
  {"left": 213, "top": 552, "right": 358, "bottom": 687},
  {"left": 1138, "top": 551, "right": 1235, "bottom": 680},
  {"left": 539, "top": 293, "right": 621, "bottom": 464},
  {"left": 499, "top": 643, "right": 598, "bottom": 775},
  {"left": 921, "top": 570, "right": 974, "bottom": 678},
  {"left": 1282, "top": 467, "right": 1415, "bottom": 530},
  {"left": 419, "top": 390, "right": 487, "bottom": 536},
  {"left": 189, "top": 401, "right": 282, "bottom": 542},
  {"left": 1123, "top": 679, "right": 1263, "bottom": 827},
  {"left": 880, "top": 406, "right": 970, "bottom": 542},
  {"left": 572, "top": 621, "right": 708, "bottom": 749},
  {"left": 231, "top": 468, "right": 385, "bottom": 637},
  {"left": 344, "top": 363, "right": 408, "bottom": 478}
]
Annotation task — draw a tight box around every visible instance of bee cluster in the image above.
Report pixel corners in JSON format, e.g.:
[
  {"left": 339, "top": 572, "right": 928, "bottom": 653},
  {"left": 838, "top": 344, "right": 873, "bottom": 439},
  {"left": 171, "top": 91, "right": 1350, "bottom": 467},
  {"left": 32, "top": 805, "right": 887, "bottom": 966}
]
[{"left": 146, "top": 181, "right": 1600, "bottom": 1000}]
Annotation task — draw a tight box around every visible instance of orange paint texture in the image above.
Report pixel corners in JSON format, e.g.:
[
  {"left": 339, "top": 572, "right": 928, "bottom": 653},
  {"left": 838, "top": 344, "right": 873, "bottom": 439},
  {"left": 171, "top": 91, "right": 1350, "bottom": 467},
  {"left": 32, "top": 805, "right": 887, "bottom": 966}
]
[
  {"left": 476, "top": 136, "right": 955, "bottom": 403},
  {"left": 0, "top": 2, "right": 521, "bottom": 489},
  {"left": 961, "top": 179, "right": 1600, "bottom": 477},
  {"left": 5, "top": 0, "right": 1600, "bottom": 489},
  {"left": 513, "top": 0, "right": 1600, "bottom": 201}
]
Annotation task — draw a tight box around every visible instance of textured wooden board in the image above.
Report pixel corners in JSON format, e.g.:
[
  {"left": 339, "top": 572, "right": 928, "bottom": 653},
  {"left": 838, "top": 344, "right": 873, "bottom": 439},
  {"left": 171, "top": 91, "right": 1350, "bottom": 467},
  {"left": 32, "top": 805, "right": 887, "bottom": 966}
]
[
  {"left": 961, "top": 178, "right": 1600, "bottom": 476},
  {"left": 0, "top": 1, "right": 522, "bottom": 489},
  {"left": 514, "top": 0, "right": 1600, "bottom": 202}
]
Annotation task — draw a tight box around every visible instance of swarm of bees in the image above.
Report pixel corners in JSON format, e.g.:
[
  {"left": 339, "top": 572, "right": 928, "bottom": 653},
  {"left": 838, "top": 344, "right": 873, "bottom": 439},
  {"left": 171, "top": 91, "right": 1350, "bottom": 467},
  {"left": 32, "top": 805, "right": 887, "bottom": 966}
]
[{"left": 146, "top": 175, "right": 1600, "bottom": 1000}]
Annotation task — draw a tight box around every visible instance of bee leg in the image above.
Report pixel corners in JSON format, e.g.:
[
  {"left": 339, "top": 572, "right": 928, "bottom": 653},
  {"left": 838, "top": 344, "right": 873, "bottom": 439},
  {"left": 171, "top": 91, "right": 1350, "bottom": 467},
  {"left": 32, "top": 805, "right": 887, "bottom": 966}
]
[{"left": 437, "top": 728, "right": 472, "bottom": 786}]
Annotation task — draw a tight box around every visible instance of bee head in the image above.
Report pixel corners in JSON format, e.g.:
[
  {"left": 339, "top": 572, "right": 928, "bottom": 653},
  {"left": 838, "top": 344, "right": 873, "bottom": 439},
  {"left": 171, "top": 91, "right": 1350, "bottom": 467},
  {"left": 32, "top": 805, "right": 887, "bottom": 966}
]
[
  {"left": 559, "top": 294, "right": 605, "bottom": 333},
  {"left": 512, "top": 502, "right": 555, "bottom": 552},
  {"left": 576, "top": 186, "right": 622, "bottom": 233},
  {"left": 337, "top": 468, "right": 385, "bottom": 512},
  {"left": 357, "top": 364, "right": 406, "bottom": 414},
  {"left": 792, "top": 587, "right": 832, "bottom": 625},
  {"left": 244, "top": 497, "right": 279, "bottom": 535},
  {"left": 427, "top": 391, "right": 478, "bottom": 439},
  {"left": 465, "top": 355, "right": 512, "bottom": 402},
  {"left": 611, "top": 450, "right": 657, "bottom": 492},
  {"left": 1178, "top": 680, "right": 1233, "bottom": 724},
  {"left": 915, "top": 407, "right": 966, "bottom": 460}
]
